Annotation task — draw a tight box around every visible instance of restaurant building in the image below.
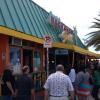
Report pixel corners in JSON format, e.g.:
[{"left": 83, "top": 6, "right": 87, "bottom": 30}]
[{"left": 0, "top": 0, "right": 99, "bottom": 77}]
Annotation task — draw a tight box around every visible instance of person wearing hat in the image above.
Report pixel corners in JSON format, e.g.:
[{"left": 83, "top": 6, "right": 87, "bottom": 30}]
[{"left": 15, "top": 65, "right": 35, "bottom": 100}]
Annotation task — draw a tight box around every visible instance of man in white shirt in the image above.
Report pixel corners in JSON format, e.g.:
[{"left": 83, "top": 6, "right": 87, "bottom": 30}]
[
  {"left": 44, "top": 64, "right": 74, "bottom": 100},
  {"left": 68, "top": 66, "right": 76, "bottom": 85}
]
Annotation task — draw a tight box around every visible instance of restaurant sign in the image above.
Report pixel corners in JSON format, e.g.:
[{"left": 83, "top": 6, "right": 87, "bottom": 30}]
[
  {"left": 47, "top": 12, "right": 72, "bottom": 34},
  {"left": 55, "top": 49, "right": 68, "bottom": 55}
]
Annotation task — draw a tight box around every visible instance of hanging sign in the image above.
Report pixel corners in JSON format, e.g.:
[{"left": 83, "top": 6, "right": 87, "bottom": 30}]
[
  {"left": 55, "top": 49, "right": 68, "bottom": 55},
  {"left": 43, "top": 35, "right": 52, "bottom": 48}
]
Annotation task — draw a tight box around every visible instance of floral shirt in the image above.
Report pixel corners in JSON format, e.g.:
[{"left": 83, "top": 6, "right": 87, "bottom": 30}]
[{"left": 44, "top": 71, "right": 74, "bottom": 96}]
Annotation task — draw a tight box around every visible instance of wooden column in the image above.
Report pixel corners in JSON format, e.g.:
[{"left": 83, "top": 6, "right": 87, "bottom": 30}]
[{"left": 72, "top": 52, "right": 75, "bottom": 67}]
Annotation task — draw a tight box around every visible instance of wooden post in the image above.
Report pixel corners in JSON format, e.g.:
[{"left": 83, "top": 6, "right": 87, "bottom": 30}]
[
  {"left": 85, "top": 55, "right": 87, "bottom": 68},
  {"left": 72, "top": 52, "right": 74, "bottom": 67},
  {"left": 0, "top": 84, "right": 1, "bottom": 96},
  {"left": 46, "top": 48, "right": 49, "bottom": 77}
]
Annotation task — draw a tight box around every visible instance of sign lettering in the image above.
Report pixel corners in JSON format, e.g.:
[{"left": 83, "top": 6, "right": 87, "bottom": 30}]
[{"left": 47, "top": 12, "right": 72, "bottom": 34}]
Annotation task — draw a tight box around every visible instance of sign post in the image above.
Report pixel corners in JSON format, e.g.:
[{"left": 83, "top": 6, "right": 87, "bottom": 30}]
[
  {"left": 43, "top": 35, "right": 52, "bottom": 77},
  {"left": 46, "top": 48, "right": 49, "bottom": 77}
]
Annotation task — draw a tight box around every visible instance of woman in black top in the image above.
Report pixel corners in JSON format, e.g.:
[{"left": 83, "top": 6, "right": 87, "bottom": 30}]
[{"left": 2, "top": 69, "right": 15, "bottom": 100}]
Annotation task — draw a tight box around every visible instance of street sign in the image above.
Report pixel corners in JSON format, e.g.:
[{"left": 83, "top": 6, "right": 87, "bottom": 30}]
[
  {"left": 43, "top": 35, "right": 52, "bottom": 48},
  {"left": 43, "top": 35, "right": 52, "bottom": 77}
]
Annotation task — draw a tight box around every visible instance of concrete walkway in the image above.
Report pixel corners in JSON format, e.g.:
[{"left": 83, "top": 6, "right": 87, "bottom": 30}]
[
  {"left": 35, "top": 93, "right": 95, "bottom": 100},
  {"left": 88, "top": 95, "right": 95, "bottom": 100},
  {"left": 35, "top": 91, "right": 44, "bottom": 100}
]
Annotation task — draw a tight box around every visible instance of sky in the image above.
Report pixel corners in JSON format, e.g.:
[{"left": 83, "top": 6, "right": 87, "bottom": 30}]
[{"left": 33, "top": 0, "right": 100, "bottom": 53}]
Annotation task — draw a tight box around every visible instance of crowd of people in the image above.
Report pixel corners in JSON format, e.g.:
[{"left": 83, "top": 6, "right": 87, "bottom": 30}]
[
  {"left": 44, "top": 62, "right": 100, "bottom": 100},
  {"left": 44, "top": 64, "right": 74, "bottom": 100},
  {"left": 0, "top": 65, "right": 35, "bottom": 100},
  {"left": 0, "top": 61, "right": 100, "bottom": 100}
]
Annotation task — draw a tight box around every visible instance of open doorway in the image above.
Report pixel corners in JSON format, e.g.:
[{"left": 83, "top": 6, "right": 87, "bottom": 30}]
[
  {"left": 23, "top": 49, "right": 33, "bottom": 72},
  {"left": 55, "top": 49, "right": 69, "bottom": 66}
]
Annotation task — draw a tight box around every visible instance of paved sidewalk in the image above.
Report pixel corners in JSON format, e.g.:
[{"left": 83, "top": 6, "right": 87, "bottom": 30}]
[
  {"left": 35, "top": 94, "right": 95, "bottom": 100},
  {"left": 88, "top": 95, "right": 95, "bottom": 100},
  {"left": 35, "top": 95, "right": 44, "bottom": 100},
  {"left": 35, "top": 91, "right": 44, "bottom": 100}
]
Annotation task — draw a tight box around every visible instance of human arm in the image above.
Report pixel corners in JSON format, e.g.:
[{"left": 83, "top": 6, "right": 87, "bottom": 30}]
[
  {"left": 44, "top": 89, "right": 49, "bottom": 100},
  {"left": 6, "top": 81, "right": 15, "bottom": 95},
  {"left": 31, "top": 89, "right": 35, "bottom": 100},
  {"left": 44, "top": 77, "right": 50, "bottom": 100},
  {"left": 69, "top": 91, "right": 74, "bottom": 100},
  {"left": 29, "top": 77, "right": 35, "bottom": 100}
]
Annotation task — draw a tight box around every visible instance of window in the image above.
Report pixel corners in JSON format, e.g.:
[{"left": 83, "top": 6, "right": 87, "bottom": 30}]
[
  {"left": 10, "top": 47, "right": 21, "bottom": 74},
  {"left": 33, "top": 51, "right": 41, "bottom": 71},
  {"left": 9, "top": 37, "right": 22, "bottom": 46}
]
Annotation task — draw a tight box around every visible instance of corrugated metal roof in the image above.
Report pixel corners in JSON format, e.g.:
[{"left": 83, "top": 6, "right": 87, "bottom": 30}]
[
  {"left": 73, "top": 34, "right": 86, "bottom": 49},
  {"left": 0, "top": 0, "right": 85, "bottom": 48},
  {"left": 0, "top": 0, "right": 61, "bottom": 41}
]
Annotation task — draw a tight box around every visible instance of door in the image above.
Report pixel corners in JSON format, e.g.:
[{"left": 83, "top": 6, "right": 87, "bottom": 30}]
[{"left": 23, "top": 49, "right": 33, "bottom": 72}]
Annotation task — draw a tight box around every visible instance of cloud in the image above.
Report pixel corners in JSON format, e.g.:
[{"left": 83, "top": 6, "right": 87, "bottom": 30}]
[{"left": 33, "top": 0, "right": 100, "bottom": 53}]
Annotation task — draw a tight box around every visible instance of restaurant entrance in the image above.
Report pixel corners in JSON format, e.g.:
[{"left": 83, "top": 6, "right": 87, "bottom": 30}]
[{"left": 23, "top": 49, "right": 33, "bottom": 72}]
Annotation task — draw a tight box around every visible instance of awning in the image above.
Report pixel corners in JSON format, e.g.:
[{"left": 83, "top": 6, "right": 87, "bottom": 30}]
[
  {"left": 52, "top": 42, "right": 73, "bottom": 50},
  {"left": 0, "top": 26, "right": 44, "bottom": 44},
  {"left": 73, "top": 45, "right": 100, "bottom": 58},
  {"left": 0, "top": 26, "right": 100, "bottom": 58}
]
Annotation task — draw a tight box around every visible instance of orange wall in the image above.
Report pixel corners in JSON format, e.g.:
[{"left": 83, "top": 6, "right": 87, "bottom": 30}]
[
  {"left": 0, "top": 35, "right": 45, "bottom": 74},
  {"left": 0, "top": 34, "right": 9, "bottom": 75}
]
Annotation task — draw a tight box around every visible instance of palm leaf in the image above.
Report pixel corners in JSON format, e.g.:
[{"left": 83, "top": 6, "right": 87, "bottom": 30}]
[
  {"left": 95, "top": 45, "right": 100, "bottom": 51},
  {"left": 85, "top": 13, "right": 100, "bottom": 51}
]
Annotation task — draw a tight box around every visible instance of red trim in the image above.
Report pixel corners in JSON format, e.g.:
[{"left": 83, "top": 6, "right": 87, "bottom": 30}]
[{"left": 78, "top": 88, "right": 91, "bottom": 91}]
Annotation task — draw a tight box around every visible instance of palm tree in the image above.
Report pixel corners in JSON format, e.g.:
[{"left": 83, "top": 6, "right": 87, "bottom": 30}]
[{"left": 86, "top": 14, "right": 100, "bottom": 51}]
